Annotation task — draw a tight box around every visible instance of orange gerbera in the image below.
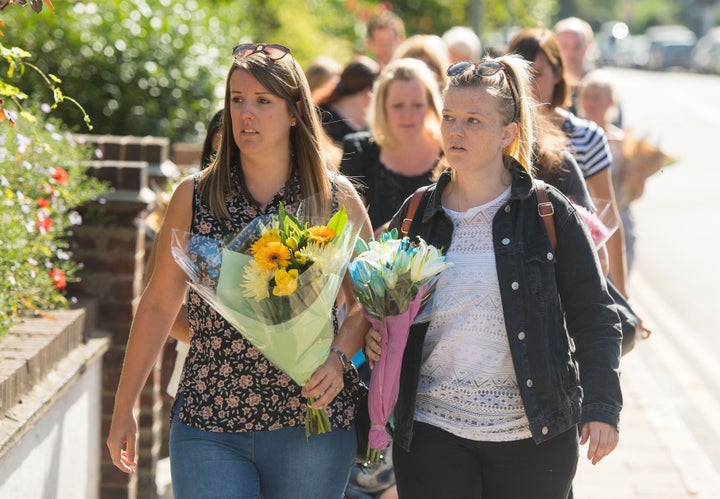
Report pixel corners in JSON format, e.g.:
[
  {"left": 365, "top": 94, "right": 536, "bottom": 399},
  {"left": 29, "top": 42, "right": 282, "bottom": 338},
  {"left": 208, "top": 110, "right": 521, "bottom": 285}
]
[
  {"left": 254, "top": 241, "right": 291, "bottom": 270},
  {"left": 307, "top": 226, "right": 336, "bottom": 244},
  {"left": 250, "top": 229, "right": 281, "bottom": 255}
]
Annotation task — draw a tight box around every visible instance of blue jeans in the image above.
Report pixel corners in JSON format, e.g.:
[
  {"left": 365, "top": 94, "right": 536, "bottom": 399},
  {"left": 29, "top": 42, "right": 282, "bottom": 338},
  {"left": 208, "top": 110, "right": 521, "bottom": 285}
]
[{"left": 169, "top": 397, "right": 356, "bottom": 499}]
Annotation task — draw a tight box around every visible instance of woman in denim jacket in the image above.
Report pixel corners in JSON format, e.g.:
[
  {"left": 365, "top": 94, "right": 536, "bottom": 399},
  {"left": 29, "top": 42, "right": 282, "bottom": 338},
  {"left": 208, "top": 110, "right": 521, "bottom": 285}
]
[{"left": 364, "top": 54, "right": 622, "bottom": 498}]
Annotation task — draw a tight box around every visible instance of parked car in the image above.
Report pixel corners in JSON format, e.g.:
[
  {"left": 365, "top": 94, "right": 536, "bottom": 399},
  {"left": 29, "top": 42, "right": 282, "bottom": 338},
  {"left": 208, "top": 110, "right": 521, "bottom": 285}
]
[
  {"left": 644, "top": 25, "right": 697, "bottom": 70},
  {"left": 691, "top": 27, "right": 720, "bottom": 74},
  {"left": 613, "top": 35, "right": 651, "bottom": 68}
]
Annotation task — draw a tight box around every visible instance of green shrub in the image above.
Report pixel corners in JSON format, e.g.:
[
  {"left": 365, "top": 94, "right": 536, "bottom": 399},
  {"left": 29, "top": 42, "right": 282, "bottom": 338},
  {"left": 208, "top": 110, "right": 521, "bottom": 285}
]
[{"left": 0, "top": 111, "right": 109, "bottom": 336}]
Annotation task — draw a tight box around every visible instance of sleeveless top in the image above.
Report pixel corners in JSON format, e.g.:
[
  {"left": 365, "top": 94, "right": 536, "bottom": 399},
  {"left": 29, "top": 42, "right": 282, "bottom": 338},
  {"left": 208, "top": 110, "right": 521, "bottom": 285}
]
[{"left": 176, "top": 169, "right": 360, "bottom": 432}]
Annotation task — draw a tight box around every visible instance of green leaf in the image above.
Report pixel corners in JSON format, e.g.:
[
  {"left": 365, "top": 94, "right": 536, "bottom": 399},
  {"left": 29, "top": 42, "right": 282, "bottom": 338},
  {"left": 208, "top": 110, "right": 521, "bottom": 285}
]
[
  {"left": 326, "top": 205, "right": 347, "bottom": 235},
  {"left": 0, "top": 80, "right": 27, "bottom": 98},
  {"left": 354, "top": 236, "right": 369, "bottom": 255},
  {"left": 278, "top": 202, "right": 303, "bottom": 236}
]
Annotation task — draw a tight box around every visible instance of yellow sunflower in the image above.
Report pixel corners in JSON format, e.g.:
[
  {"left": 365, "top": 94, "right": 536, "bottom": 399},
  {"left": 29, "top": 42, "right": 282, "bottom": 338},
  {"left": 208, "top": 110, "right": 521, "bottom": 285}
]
[
  {"left": 250, "top": 229, "right": 281, "bottom": 255},
  {"left": 254, "top": 241, "right": 292, "bottom": 270},
  {"left": 307, "top": 225, "right": 336, "bottom": 245}
]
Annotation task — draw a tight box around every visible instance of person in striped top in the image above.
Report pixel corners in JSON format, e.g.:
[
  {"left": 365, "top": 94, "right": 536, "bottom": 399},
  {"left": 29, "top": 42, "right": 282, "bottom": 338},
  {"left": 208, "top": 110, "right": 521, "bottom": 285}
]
[{"left": 507, "top": 28, "right": 629, "bottom": 300}]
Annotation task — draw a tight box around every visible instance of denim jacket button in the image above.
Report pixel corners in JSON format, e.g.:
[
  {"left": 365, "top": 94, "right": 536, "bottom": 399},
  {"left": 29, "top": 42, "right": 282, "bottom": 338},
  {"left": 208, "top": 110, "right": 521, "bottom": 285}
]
[
  {"left": 511, "top": 281, "right": 519, "bottom": 290},
  {"left": 502, "top": 237, "right": 510, "bottom": 245},
  {"left": 504, "top": 205, "right": 511, "bottom": 213},
  {"left": 517, "top": 331, "right": 526, "bottom": 340},
  {"left": 526, "top": 379, "right": 534, "bottom": 387},
  {"left": 541, "top": 426, "right": 549, "bottom": 435},
  {"left": 546, "top": 252, "right": 554, "bottom": 260}
]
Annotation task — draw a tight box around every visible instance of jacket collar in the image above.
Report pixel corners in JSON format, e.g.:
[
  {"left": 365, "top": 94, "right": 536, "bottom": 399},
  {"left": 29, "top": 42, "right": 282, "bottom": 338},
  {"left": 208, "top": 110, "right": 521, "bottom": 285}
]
[{"left": 420, "top": 157, "right": 535, "bottom": 223}]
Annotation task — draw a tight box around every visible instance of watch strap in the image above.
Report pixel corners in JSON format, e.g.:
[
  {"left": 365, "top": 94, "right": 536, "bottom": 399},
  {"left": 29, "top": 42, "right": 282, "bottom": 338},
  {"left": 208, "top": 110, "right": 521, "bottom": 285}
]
[{"left": 330, "top": 347, "right": 351, "bottom": 371}]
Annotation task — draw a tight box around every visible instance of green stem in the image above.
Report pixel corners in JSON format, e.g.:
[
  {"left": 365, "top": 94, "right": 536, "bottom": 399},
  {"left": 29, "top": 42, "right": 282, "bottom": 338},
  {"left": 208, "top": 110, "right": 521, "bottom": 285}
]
[
  {"left": 305, "top": 397, "right": 332, "bottom": 438},
  {"left": 365, "top": 446, "right": 382, "bottom": 465}
]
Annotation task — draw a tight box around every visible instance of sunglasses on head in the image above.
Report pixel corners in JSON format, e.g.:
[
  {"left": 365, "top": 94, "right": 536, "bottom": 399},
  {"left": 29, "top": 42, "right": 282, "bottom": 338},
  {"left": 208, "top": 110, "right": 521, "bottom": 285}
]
[
  {"left": 446, "top": 61, "right": 518, "bottom": 122},
  {"left": 232, "top": 43, "right": 291, "bottom": 61}
]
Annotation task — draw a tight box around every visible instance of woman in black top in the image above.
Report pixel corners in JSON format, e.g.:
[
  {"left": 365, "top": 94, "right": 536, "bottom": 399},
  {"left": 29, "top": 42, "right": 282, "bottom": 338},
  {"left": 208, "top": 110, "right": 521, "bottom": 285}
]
[
  {"left": 340, "top": 57, "right": 444, "bottom": 233},
  {"left": 319, "top": 56, "right": 379, "bottom": 144}
]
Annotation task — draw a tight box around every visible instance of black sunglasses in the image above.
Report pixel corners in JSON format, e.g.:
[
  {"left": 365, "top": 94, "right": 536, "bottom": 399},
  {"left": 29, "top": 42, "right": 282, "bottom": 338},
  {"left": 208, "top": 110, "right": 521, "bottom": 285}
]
[
  {"left": 446, "top": 61, "right": 518, "bottom": 122},
  {"left": 232, "top": 43, "right": 291, "bottom": 61}
]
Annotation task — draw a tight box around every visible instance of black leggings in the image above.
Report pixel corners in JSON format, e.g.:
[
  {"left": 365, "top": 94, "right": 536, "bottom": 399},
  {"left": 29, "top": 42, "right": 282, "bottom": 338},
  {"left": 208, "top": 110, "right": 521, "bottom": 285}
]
[{"left": 393, "top": 422, "right": 579, "bottom": 499}]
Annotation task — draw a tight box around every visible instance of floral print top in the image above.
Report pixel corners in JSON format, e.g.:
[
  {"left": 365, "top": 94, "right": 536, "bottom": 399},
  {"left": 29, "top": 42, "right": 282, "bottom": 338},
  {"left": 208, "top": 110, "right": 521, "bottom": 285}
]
[{"left": 176, "top": 169, "right": 360, "bottom": 432}]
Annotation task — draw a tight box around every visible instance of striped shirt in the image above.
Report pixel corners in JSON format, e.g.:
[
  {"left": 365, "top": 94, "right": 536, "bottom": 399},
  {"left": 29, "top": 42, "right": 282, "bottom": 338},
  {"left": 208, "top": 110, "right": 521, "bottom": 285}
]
[{"left": 559, "top": 109, "right": 613, "bottom": 179}]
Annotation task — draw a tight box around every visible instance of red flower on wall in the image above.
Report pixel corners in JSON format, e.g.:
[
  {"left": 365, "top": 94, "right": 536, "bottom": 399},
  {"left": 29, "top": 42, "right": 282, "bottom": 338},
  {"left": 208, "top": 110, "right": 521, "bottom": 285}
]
[
  {"left": 48, "top": 269, "right": 66, "bottom": 291},
  {"left": 51, "top": 167, "right": 68, "bottom": 185},
  {"left": 37, "top": 198, "right": 50, "bottom": 208},
  {"left": 36, "top": 216, "right": 52, "bottom": 233},
  {"left": 0, "top": 107, "right": 15, "bottom": 127}
]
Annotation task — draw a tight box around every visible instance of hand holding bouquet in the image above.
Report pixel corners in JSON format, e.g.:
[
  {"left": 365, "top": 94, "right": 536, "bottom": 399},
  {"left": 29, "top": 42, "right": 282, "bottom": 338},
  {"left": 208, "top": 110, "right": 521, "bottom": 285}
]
[
  {"left": 172, "top": 200, "right": 360, "bottom": 437},
  {"left": 348, "top": 229, "right": 452, "bottom": 463}
]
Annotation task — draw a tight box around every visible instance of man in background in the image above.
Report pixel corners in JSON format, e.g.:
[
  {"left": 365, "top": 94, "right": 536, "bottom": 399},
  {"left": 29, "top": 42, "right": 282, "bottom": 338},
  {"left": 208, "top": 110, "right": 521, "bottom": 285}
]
[{"left": 366, "top": 11, "right": 405, "bottom": 69}]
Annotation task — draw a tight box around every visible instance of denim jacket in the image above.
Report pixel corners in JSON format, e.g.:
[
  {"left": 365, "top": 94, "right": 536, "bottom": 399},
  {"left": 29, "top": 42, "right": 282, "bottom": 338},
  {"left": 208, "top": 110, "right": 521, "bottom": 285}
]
[{"left": 387, "top": 162, "right": 623, "bottom": 452}]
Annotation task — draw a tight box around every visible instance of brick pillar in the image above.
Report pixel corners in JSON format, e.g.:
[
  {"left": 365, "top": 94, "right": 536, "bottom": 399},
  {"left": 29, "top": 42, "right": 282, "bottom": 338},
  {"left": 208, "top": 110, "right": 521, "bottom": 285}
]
[{"left": 73, "top": 160, "right": 163, "bottom": 499}]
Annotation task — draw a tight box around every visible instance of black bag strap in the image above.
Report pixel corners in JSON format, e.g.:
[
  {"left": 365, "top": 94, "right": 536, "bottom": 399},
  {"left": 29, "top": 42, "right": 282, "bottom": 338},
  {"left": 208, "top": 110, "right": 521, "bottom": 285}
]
[{"left": 400, "top": 185, "right": 431, "bottom": 237}]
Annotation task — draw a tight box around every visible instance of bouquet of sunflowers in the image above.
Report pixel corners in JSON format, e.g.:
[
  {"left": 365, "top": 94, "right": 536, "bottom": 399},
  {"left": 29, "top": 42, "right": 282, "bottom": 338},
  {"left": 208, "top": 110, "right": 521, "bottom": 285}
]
[{"left": 172, "top": 201, "right": 359, "bottom": 436}]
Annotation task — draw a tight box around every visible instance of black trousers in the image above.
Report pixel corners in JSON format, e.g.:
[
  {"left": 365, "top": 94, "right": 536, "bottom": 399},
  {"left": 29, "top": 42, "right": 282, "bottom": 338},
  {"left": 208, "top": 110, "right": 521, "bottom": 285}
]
[{"left": 393, "top": 422, "right": 578, "bottom": 499}]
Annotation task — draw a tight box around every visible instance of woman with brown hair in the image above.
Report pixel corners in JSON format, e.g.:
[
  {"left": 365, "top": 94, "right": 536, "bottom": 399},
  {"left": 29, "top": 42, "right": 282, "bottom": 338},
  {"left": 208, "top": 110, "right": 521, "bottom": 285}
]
[
  {"left": 507, "top": 28, "right": 630, "bottom": 298},
  {"left": 107, "top": 43, "right": 372, "bottom": 499},
  {"left": 318, "top": 56, "right": 379, "bottom": 144}
]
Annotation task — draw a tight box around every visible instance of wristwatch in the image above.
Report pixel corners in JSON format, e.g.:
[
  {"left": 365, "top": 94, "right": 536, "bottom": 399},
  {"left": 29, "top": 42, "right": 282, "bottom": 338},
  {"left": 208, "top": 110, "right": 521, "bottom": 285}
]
[{"left": 330, "top": 347, "right": 352, "bottom": 371}]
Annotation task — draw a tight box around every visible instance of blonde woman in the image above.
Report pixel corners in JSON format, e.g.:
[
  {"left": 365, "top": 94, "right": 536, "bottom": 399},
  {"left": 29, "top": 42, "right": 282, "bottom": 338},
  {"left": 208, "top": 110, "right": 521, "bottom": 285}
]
[
  {"left": 365, "top": 55, "right": 622, "bottom": 498},
  {"left": 390, "top": 34, "right": 451, "bottom": 89},
  {"left": 340, "top": 57, "right": 443, "bottom": 233}
]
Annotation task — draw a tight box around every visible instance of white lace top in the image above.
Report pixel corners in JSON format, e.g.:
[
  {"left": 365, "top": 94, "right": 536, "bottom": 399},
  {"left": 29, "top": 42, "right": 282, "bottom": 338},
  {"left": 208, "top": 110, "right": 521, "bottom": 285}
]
[{"left": 414, "top": 187, "right": 532, "bottom": 442}]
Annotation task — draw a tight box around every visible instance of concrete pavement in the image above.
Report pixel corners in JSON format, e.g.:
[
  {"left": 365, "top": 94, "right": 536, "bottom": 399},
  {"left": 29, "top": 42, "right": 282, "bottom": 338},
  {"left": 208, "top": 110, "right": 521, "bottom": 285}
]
[
  {"left": 155, "top": 275, "right": 720, "bottom": 499},
  {"left": 573, "top": 275, "right": 720, "bottom": 499}
]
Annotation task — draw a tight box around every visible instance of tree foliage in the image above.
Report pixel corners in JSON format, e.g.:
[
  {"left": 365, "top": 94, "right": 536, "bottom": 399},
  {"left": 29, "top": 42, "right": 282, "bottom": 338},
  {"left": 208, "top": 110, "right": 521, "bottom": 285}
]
[
  {"left": 1, "top": 0, "right": 362, "bottom": 142},
  {"left": 3, "top": 1, "right": 252, "bottom": 141},
  {"left": 2, "top": 0, "right": 687, "bottom": 143}
]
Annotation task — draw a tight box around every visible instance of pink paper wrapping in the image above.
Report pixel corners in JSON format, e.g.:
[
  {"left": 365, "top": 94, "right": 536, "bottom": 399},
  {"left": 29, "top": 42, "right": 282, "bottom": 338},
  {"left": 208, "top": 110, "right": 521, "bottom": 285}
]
[{"left": 366, "top": 285, "right": 427, "bottom": 452}]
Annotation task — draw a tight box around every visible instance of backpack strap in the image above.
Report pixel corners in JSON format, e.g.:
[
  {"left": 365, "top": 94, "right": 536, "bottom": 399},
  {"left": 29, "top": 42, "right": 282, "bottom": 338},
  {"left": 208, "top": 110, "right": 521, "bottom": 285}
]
[
  {"left": 400, "top": 185, "right": 431, "bottom": 237},
  {"left": 534, "top": 179, "right": 557, "bottom": 252}
]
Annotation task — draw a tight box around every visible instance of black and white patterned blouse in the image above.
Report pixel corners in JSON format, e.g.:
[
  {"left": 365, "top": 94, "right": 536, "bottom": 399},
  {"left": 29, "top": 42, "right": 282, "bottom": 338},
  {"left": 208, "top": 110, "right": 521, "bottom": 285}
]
[{"left": 175, "top": 169, "right": 360, "bottom": 432}]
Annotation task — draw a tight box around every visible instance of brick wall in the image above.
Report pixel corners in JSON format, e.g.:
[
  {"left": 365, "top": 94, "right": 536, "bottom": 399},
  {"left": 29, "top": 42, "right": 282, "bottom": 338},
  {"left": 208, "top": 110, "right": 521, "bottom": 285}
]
[
  {"left": 72, "top": 136, "right": 178, "bottom": 499},
  {"left": 171, "top": 142, "right": 203, "bottom": 173}
]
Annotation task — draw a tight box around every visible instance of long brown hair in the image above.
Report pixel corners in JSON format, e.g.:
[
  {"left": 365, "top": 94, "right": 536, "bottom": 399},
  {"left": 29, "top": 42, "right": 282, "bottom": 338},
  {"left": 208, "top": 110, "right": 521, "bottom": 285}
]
[
  {"left": 533, "top": 110, "right": 571, "bottom": 182},
  {"left": 508, "top": 28, "right": 570, "bottom": 109},
  {"left": 199, "top": 49, "right": 332, "bottom": 221}
]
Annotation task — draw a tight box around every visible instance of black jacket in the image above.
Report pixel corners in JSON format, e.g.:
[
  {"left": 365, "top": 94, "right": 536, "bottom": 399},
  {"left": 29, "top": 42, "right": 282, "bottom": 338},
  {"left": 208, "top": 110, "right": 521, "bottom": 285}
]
[{"left": 387, "top": 162, "right": 623, "bottom": 452}]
